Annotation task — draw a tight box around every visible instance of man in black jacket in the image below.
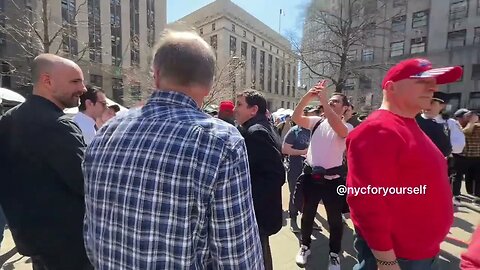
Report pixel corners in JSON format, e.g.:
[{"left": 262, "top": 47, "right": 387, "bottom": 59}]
[
  {"left": 234, "top": 90, "right": 285, "bottom": 270},
  {"left": 0, "top": 54, "right": 92, "bottom": 270}
]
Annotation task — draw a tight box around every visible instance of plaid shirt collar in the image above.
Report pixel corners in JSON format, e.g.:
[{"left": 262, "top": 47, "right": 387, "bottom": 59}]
[{"left": 146, "top": 90, "right": 200, "bottom": 111}]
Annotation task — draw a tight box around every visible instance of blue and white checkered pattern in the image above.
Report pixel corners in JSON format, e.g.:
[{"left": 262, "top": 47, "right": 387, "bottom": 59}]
[{"left": 83, "top": 91, "right": 264, "bottom": 270}]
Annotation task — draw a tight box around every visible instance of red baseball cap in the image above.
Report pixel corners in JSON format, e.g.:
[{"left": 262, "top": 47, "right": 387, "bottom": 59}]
[
  {"left": 219, "top": 100, "right": 234, "bottom": 113},
  {"left": 381, "top": 58, "right": 463, "bottom": 89}
]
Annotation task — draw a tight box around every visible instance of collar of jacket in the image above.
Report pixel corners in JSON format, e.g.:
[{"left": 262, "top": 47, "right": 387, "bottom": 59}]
[{"left": 242, "top": 114, "right": 269, "bottom": 130}]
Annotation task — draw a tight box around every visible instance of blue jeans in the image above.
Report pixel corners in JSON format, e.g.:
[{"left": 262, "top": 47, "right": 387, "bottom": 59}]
[
  {"left": 353, "top": 233, "right": 438, "bottom": 270},
  {"left": 0, "top": 206, "right": 6, "bottom": 246}
]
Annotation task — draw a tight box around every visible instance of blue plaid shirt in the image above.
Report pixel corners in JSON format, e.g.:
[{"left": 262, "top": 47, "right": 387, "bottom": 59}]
[{"left": 83, "top": 91, "right": 264, "bottom": 269}]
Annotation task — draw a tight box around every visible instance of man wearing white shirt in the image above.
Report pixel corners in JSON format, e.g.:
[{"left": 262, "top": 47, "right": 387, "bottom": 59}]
[
  {"left": 292, "top": 80, "right": 353, "bottom": 270},
  {"left": 73, "top": 85, "right": 107, "bottom": 145}
]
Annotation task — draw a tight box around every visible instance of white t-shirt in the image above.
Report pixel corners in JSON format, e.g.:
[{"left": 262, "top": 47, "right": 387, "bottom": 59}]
[
  {"left": 73, "top": 112, "right": 96, "bottom": 145},
  {"left": 306, "top": 116, "right": 354, "bottom": 169}
]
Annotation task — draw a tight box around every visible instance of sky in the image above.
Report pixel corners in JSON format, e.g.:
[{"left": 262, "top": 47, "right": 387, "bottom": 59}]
[{"left": 167, "top": 0, "right": 311, "bottom": 39}]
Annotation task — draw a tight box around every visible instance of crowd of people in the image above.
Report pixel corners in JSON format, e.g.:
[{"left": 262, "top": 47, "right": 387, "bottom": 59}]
[{"left": 0, "top": 29, "right": 479, "bottom": 270}]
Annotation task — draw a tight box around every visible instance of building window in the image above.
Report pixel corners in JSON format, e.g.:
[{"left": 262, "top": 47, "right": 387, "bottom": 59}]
[
  {"left": 61, "top": 0, "right": 78, "bottom": 56},
  {"left": 270, "top": 45, "right": 272, "bottom": 51},
  {"left": 359, "top": 76, "right": 372, "bottom": 89},
  {"left": 199, "top": 28, "right": 203, "bottom": 35},
  {"left": 268, "top": 54, "right": 273, "bottom": 92},
  {"left": 232, "top": 24, "right": 235, "bottom": 32},
  {"left": 344, "top": 78, "right": 355, "bottom": 91},
  {"left": 243, "top": 30, "right": 246, "bottom": 37},
  {"left": 274, "top": 57, "right": 279, "bottom": 94},
  {"left": 260, "top": 51, "right": 265, "bottom": 91},
  {"left": 90, "top": 74, "right": 103, "bottom": 88},
  {"left": 411, "top": 37, "right": 427, "bottom": 54},
  {"left": 447, "top": 30, "right": 466, "bottom": 48},
  {"left": 88, "top": 0, "right": 102, "bottom": 63},
  {"left": 130, "top": 0, "right": 140, "bottom": 66},
  {"left": 241, "top": 41, "right": 247, "bottom": 60},
  {"left": 469, "top": 92, "right": 480, "bottom": 110},
  {"left": 449, "top": 0, "right": 468, "bottom": 23},
  {"left": 365, "top": 22, "right": 376, "bottom": 37},
  {"left": 393, "top": 0, "right": 406, "bottom": 8},
  {"left": 210, "top": 35, "right": 217, "bottom": 50},
  {"left": 147, "top": 0, "right": 155, "bottom": 47},
  {"left": 287, "top": 63, "right": 291, "bottom": 96},
  {"left": 229, "top": 36, "right": 237, "bottom": 56},
  {"left": 112, "top": 78, "right": 124, "bottom": 105},
  {"left": 347, "top": 50, "right": 357, "bottom": 61},
  {"left": 111, "top": 0, "right": 122, "bottom": 66},
  {"left": 364, "top": 0, "right": 377, "bottom": 15},
  {"left": 253, "top": 36, "right": 256, "bottom": 43},
  {"left": 276, "top": 48, "right": 279, "bottom": 54},
  {"left": 251, "top": 46, "right": 257, "bottom": 89},
  {"left": 212, "top": 23, "right": 216, "bottom": 31},
  {"left": 478, "top": 0, "right": 480, "bottom": 15},
  {"left": 390, "top": 41, "right": 404, "bottom": 57},
  {"left": 391, "top": 15, "right": 406, "bottom": 33},
  {"left": 130, "top": 83, "right": 141, "bottom": 101},
  {"left": 474, "top": 27, "right": 480, "bottom": 44},
  {"left": 241, "top": 42, "right": 247, "bottom": 87},
  {"left": 412, "top": 10, "right": 429, "bottom": 28},
  {"left": 262, "top": 41, "right": 265, "bottom": 47},
  {"left": 362, "top": 48, "right": 374, "bottom": 62},
  {"left": 472, "top": 64, "right": 480, "bottom": 80}
]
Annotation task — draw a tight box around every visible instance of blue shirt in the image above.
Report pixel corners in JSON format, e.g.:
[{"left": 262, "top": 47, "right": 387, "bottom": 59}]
[{"left": 83, "top": 90, "right": 264, "bottom": 269}]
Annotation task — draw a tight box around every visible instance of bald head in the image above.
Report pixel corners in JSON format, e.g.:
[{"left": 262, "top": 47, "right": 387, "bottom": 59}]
[
  {"left": 152, "top": 30, "right": 215, "bottom": 88},
  {"left": 31, "top": 53, "right": 86, "bottom": 110},
  {"left": 32, "top": 54, "right": 79, "bottom": 84}
]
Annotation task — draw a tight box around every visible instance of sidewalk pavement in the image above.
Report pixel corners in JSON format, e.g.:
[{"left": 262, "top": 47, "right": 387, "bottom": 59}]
[{"left": 1, "top": 185, "right": 479, "bottom": 270}]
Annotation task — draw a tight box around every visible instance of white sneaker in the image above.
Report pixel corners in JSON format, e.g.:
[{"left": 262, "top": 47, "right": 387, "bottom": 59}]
[
  {"left": 328, "top": 252, "right": 341, "bottom": 270},
  {"left": 453, "top": 197, "right": 462, "bottom": 206},
  {"left": 295, "top": 245, "right": 311, "bottom": 268}
]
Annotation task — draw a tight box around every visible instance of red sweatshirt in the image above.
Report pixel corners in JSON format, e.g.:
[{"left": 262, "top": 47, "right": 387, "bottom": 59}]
[
  {"left": 346, "top": 110, "right": 453, "bottom": 260},
  {"left": 461, "top": 225, "right": 480, "bottom": 270}
]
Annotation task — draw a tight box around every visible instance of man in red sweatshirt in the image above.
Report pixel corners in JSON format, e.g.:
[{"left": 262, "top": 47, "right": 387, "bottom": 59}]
[{"left": 346, "top": 58, "right": 462, "bottom": 270}]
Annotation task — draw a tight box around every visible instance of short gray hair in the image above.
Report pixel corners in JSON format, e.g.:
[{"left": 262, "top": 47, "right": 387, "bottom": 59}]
[{"left": 152, "top": 30, "right": 215, "bottom": 88}]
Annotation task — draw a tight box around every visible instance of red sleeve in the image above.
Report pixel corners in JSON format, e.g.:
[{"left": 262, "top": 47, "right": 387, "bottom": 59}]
[
  {"left": 346, "top": 123, "right": 403, "bottom": 251},
  {"left": 461, "top": 225, "right": 480, "bottom": 270}
]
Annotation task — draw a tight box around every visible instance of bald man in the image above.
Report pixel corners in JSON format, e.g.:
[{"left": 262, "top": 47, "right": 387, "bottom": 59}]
[
  {"left": 0, "top": 54, "right": 92, "bottom": 269},
  {"left": 347, "top": 59, "right": 462, "bottom": 270}
]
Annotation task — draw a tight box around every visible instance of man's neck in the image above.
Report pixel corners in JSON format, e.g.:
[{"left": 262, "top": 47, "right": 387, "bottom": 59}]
[
  {"left": 379, "top": 100, "right": 418, "bottom": 119},
  {"left": 32, "top": 91, "right": 65, "bottom": 110}
]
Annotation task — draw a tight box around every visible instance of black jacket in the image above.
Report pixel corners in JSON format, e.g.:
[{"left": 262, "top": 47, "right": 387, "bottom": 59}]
[
  {"left": 239, "top": 114, "right": 285, "bottom": 236},
  {"left": 0, "top": 95, "right": 87, "bottom": 256},
  {"left": 416, "top": 114, "right": 452, "bottom": 157}
]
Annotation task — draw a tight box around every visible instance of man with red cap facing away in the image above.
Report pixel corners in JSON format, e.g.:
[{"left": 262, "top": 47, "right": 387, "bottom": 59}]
[
  {"left": 346, "top": 58, "right": 462, "bottom": 270},
  {"left": 218, "top": 100, "right": 235, "bottom": 126}
]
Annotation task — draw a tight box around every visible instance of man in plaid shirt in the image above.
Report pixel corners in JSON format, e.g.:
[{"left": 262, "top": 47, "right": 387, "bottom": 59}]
[{"left": 83, "top": 30, "right": 264, "bottom": 269}]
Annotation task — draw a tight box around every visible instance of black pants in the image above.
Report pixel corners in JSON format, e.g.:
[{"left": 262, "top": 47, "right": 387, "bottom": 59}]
[
  {"left": 287, "top": 160, "right": 304, "bottom": 218},
  {"left": 259, "top": 233, "right": 273, "bottom": 270},
  {"left": 452, "top": 155, "right": 480, "bottom": 197},
  {"left": 301, "top": 174, "right": 345, "bottom": 253},
  {"left": 31, "top": 248, "right": 93, "bottom": 270}
]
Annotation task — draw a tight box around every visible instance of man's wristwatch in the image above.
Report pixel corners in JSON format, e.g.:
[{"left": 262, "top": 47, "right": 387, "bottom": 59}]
[{"left": 376, "top": 258, "right": 398, "bottom": 266}]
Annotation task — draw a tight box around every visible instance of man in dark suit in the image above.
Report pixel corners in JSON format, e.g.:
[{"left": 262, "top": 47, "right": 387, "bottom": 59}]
[
  {"left": 234, "top": 90, "right": 285, "bottom": 270},
  {"left": 0, "top": 54, "right": 92, "bottom": 270}
]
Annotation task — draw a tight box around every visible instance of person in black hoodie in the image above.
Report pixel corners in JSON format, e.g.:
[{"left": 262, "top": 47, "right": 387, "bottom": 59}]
[{"left": 234, "top": 90, "right": 285, "bottom": 270}]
